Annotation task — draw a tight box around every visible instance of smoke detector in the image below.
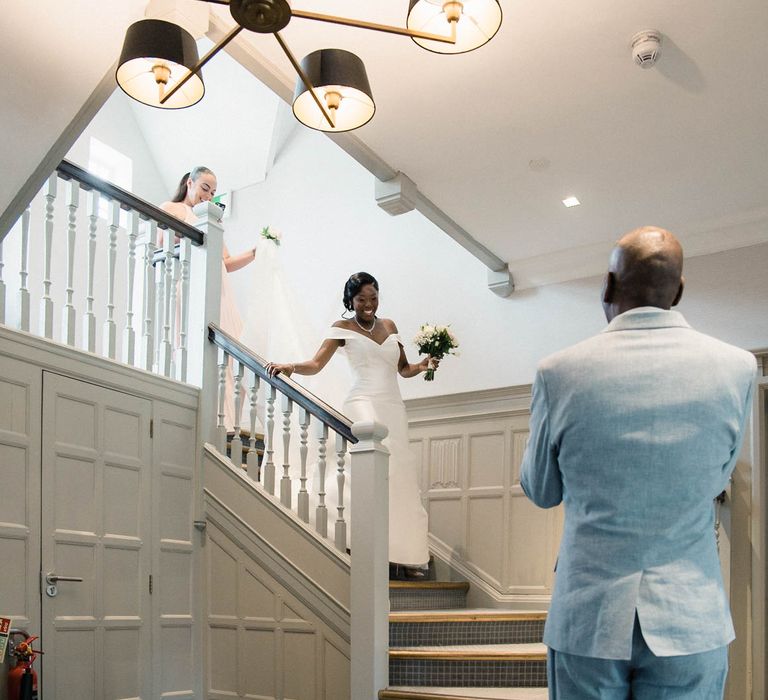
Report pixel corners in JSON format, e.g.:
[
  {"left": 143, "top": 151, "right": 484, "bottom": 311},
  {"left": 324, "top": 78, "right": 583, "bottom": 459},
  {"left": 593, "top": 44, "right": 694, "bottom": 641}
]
[{"left": 631, "top": 30, "right": 662, "bottom": 69}]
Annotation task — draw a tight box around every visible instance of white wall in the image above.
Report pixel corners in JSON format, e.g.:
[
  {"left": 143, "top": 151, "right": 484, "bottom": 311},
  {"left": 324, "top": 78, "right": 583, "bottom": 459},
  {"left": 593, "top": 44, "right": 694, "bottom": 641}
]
[
  {"left": 66, "top": 91, "right": 169, "bottom": 206},
  {"left": 219, "top": 127, "right": 768, "bottom": 400}
]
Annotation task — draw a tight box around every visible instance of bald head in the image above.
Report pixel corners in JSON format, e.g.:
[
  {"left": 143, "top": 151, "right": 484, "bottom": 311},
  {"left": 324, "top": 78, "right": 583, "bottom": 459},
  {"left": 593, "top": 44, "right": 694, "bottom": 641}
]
[{"left": 602, "top": 226, "right": 685, "bottom": 322}]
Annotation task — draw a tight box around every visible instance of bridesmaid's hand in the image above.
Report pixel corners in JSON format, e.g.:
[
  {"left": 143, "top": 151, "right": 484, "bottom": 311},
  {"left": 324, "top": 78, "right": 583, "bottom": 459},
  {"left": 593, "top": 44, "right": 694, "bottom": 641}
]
[{"left": 266, "top": 362, "right": 294, "bottom": 377}]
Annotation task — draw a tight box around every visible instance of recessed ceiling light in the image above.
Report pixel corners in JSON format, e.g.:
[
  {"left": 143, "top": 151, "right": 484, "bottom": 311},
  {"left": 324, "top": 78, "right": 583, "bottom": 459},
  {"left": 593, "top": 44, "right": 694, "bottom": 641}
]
[{"left": 562, "top": 196, "right": 580, "bottom": 208}]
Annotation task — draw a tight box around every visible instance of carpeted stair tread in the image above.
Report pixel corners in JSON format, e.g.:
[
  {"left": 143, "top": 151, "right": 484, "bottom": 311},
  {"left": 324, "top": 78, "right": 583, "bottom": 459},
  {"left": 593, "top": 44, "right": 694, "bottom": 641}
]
[
  {"left": 390, "top": 609, "right": 547, "bottom": 622},
  {"left": 390, "top": 581, "right": 471, "bottom": 591},
  {"left": 389, "top": 643, "right": 547, "bottom": 660},
  {"left": 380, "top": 687, "right": 548, "bottom": 699}
]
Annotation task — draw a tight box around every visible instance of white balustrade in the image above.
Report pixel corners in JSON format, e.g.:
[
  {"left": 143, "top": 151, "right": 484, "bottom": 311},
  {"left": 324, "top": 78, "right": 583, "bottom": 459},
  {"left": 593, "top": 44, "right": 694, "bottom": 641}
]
[
  {"left": 83, "top": 191, "right": 99, "bottom": 352},
  {"left": 103, "top": 199, "right": 118, "bottom": 359},
  {"left": 159, "top": 228, "right": 174, "bottom": 376},
  {"left": 335, "top": 435, "right": 348, "bottom": 552},
  {"left": 231, "top": 361, "right": 245, "bottom": 466},
  {"left": 263, "top": 385, "right": 277, "bottom": 495},
  {"left": 142, "top": 223, "right": 158, "bottom": 370},
  {"left": 281, "top": 395, "right": 294, "bottom": 508},
  {"left": 176, "top": 237, "right": 192, "bottom": 381},
  {"left": 16, "top": 206, "right": 31, "bottom": 332},
  {"left": 298, "top": 407, "right": 311, "bottom": 523},
  {"left": 122, "top": 211, "right": 139, "bottom": 365},
  {"left": 246, "top": 372, "right": 261, "bottom": 477},
  {"left": 40, "top": 173, "right": 56, "bottom": 339},
  {"left": 61, "top": 179, "right": 79, "bottom": 346},
  {"left": 316, "top": 423, "right": 329, "bottom": 537},
  {"left": 217, "top": 348, "right": 228, "bottom": 454}
]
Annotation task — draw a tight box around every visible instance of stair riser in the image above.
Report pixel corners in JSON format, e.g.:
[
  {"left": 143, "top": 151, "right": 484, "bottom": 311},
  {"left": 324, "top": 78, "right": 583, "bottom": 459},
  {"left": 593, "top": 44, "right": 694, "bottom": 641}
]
[
  {"left": 390, "top": 589, "right": 467, "bottom": 611},
  {"left": 390, "top": 619, "right": 545, "bottom": 647},
  {"left": 389, "top": 659, "right": 547, "bottom": 688}
]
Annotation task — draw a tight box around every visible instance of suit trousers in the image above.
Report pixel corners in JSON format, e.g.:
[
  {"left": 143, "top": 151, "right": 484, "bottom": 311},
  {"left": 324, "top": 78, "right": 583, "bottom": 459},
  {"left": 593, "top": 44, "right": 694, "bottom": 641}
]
[{"left": 547, "top": 615, "right": 728, "bottom": 699}]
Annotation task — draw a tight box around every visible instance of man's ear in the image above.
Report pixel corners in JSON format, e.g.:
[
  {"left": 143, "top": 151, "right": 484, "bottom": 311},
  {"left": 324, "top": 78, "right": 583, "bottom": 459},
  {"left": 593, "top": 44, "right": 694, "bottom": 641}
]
[
  {"left": 601, "top": 272, "right": 615, "bottom": 305},
  {"left": 671, "top": 276, "right": 685, "bottom": 307}
]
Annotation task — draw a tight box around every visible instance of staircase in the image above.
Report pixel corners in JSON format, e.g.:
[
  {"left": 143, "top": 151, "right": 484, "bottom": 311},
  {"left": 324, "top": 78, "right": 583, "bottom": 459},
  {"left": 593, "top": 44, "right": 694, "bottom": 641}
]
[{"left": 381, "top": 581, "right": 548, "bottom": 700}]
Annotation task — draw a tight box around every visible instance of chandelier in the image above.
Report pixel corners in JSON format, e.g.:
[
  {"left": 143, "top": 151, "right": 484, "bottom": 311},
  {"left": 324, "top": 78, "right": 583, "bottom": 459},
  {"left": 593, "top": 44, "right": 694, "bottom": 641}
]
[{"left": 116, "top": 0, "right": 502, "bottom": 132}]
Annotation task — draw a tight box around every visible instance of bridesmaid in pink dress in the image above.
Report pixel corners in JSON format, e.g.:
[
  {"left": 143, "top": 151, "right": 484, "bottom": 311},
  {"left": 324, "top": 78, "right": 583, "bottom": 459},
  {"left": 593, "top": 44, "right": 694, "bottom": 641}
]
[{"left": 161, "top": 166, "right": 256, "bottom": 427}]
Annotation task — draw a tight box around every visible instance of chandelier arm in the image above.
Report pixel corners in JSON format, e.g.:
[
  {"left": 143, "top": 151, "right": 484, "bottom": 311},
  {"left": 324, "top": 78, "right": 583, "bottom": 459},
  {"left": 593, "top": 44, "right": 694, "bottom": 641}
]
[
  {"left": 273, "top": 32, "right": 335, "bottom": 129},
  {"left": 160, "top": 24, "right": 244, "bottom": 104},
  {"left": 290, "top": 9, "right": 457, "bottom": 45}
]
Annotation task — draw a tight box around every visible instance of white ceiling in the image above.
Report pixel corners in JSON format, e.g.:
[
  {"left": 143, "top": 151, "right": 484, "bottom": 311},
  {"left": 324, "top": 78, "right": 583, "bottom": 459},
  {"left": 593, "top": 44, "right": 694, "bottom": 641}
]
[
  {"left": 7, "top": 0, "right": 768, "bottom": 289},
  {"left": 201, "top": 0, "right": 768, "bottom": 287}
]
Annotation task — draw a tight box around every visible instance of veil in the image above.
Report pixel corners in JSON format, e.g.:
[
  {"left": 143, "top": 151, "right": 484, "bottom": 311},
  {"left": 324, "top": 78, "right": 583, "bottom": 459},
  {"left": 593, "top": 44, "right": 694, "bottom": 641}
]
[{"left": 240, "top": 240, "right": 351, "bottom": 535}]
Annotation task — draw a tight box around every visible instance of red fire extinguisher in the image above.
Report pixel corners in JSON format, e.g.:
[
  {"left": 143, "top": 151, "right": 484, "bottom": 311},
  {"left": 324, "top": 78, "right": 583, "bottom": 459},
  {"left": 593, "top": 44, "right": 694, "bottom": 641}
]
[{"left": 7, "top": 634, "right": 42, "bottom": 700}]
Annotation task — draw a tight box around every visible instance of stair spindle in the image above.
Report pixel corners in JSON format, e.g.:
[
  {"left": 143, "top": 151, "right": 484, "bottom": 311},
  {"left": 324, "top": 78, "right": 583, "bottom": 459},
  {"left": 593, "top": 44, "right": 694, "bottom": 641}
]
[
  {"left": 231, "top": 361, "right": 245, "bottom": 467},
  {"left": 280, "top": 395, "right": 294, "bottom": 508},
  {"left": 216, "top": 348, "right": 228, "bottom": 454},
  {"left": 141, "top": 222, "right": 157, "bottom": 371},
  {"left": 102, "top": 199, "right": 119, "bottom": 359},
  {"left": 176, "top": 237, "right": 191, "bottom": 381},
  {"left": 159, "top": 229, "right": 174, "bottom": 376},
  {"left": 82, "top": 191, "right": 99, "bottom": 352},
  {"left": 246, "top": 372, "right": 261, "bottom": 477},
  {"left": 122, "top": 210, "right": 139, "bottom": 365},
  {"left": 61, "top": 179, "right": 79, "bottom": 346},
  {"left": 16, "top": 205, "right": 31, "bottom": 332},
  {"left": 40, "top": 173, "right": 57, "bottom": 339},
  {"left": 263, "top": 385, "right": 277, "bottom": 495},
  {"left": 298, "top": 407, "right": 311, "bottom": 523},
  {"left": 315, "top": 423, "right": 329, "bottom": 537},
  {"left": 335, "top": 434, "right": 348, "bottom": 552}
]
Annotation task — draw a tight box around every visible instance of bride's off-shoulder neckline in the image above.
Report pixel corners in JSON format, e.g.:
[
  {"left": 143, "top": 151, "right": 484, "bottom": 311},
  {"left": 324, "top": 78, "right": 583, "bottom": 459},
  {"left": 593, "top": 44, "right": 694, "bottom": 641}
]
[{"left": 328, "top": 326, "right": 402, "bottom": 347}]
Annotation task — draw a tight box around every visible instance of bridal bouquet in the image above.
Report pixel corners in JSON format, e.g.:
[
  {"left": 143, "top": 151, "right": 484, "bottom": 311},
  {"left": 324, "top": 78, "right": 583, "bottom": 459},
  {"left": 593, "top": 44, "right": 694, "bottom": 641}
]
[
  {"left": 413, "top": 324, "right": 459, "bottom": 381},
  {"left": 261, "top": 225, "right": 282, "bottom": 246}
]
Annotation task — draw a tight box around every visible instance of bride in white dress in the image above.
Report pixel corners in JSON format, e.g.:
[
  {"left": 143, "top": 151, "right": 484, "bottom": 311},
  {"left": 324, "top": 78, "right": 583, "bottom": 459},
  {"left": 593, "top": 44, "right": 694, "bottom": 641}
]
[{"left": 266, "top": 272, "right": 434, "bottom": 575}]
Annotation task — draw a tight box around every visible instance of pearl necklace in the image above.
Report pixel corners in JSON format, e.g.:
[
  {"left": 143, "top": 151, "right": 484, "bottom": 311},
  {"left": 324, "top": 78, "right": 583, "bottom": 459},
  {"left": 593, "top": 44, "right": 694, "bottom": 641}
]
[{"left": 353, "top": 315, "right": 376, "bottom": 333}]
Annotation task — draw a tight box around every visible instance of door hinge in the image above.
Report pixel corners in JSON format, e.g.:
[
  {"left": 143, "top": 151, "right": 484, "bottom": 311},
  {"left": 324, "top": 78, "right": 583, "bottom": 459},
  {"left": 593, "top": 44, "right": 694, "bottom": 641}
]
[
  {"left": 149, "top": 574, "right": 153, "bottom": 595},
  {"left": 150, "top": 418, "right": 154, "bottom": 438}
]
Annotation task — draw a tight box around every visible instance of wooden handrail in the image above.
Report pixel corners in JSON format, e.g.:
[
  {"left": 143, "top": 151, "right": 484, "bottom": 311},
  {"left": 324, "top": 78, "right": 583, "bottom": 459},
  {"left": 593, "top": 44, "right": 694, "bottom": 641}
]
[
  {"left": 56, "top": 159, "right": 204, "bottom": 246},
  {"left": 208, "top": 323, "right": 358, "bottom": 444}
]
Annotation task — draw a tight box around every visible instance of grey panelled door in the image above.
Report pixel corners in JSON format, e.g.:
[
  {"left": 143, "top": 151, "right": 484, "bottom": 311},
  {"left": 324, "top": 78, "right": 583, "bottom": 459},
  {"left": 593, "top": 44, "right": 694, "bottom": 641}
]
[{"left": 41, "top": 372, "right": 152, "bottom": 699}]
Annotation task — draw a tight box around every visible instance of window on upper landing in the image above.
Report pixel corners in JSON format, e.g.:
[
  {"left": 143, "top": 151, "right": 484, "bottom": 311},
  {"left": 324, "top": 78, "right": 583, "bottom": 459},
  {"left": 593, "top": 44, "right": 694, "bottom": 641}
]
[{"left": 88, "top": 137, "right": 133, "bottom": 228}]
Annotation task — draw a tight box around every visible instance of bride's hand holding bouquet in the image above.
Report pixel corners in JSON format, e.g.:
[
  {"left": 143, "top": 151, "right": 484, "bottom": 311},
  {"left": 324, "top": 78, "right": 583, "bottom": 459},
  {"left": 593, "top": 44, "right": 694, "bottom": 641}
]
[{"left": 413, "top": 324, "right": 459, "bottom": 381}]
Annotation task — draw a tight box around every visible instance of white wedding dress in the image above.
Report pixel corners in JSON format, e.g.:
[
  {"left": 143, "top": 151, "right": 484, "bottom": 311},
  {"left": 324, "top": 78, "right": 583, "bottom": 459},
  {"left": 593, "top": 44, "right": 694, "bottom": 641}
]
[{"left": 325, "top": 327, "right": 429, "bottom": 567}]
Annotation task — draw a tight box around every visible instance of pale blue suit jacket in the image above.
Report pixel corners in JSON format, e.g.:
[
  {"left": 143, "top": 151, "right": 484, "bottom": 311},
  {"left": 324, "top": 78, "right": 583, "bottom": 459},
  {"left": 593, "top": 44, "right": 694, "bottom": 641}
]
[{"left": 521, "top": 308, "right": 756, "bottom": 660}]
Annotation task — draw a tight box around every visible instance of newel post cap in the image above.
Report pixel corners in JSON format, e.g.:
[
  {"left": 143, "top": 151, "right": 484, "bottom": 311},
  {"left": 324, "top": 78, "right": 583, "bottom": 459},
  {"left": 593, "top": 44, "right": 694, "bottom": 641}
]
[
  {"left": 351, "top": 420, "right": 389, "bottom": 446},
  {"left": 192, "top": 200, "right": 224, "bottom": 224}
]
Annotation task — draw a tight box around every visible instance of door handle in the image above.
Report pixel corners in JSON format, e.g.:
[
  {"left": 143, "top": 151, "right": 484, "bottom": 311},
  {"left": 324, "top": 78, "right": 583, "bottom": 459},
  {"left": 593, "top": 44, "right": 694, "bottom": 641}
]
[
  {"left": 44, "top": 572, "right": 84, "bottom": 597},
  {"left": 46, "top": 573, "right": 84, "bottom": 584}
]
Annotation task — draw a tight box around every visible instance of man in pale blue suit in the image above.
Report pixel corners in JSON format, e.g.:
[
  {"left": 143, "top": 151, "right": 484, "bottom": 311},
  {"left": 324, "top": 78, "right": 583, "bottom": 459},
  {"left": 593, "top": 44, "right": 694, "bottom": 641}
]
[{"left": 521, "top": 227, "right": 756, "bottom": 698}]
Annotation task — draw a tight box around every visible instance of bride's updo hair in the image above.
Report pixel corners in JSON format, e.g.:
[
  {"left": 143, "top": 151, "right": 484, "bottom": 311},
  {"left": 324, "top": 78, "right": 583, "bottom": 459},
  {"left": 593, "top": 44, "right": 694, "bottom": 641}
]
[{"left": 343, "top": 272, "right": 379, "bottom": 311}]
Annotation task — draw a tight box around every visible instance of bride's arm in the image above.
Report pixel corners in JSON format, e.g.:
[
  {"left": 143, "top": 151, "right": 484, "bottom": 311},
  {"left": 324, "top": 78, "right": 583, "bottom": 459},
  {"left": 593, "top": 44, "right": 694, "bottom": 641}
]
[
  {"left": 386, "top": 320, "right": 435, "bottom": 378},
  {"left": 223, "top": 242, "right": 257, "bottom": 272},
  {"left": 266, "top": 339, "right": 341, "bottom": 377}
]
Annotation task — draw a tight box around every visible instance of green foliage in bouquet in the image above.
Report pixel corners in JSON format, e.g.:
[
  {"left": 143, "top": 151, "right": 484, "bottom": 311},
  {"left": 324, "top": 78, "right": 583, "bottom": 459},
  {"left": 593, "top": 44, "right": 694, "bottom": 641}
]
[{"left": 413, "top": 324, "right": 459, "bottom": 381}]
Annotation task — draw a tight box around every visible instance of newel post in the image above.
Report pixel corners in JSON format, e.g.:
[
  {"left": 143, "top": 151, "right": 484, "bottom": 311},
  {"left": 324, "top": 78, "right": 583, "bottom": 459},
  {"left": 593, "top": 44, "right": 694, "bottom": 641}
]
[
  {"left": 187, "top": 201, "right": 223, "bottom": 444},
  {"left": 350, "top": 420, "right": 390, "bottom": 698}
]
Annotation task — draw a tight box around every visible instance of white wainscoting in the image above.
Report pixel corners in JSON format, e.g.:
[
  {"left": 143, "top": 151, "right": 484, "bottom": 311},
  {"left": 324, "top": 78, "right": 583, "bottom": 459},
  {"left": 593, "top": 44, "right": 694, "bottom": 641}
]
[
  {"left": 203, "top": 448, "right": 351, "bottom": 700},
  {"left": 405, "top": 386, "right": 563, "bottom": 610}
]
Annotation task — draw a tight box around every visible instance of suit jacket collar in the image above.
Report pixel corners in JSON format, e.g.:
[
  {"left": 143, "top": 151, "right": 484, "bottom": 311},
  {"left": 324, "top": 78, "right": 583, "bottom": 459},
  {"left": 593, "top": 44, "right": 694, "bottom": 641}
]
[{"left": 603, "top": 307, "right": 691, "bottom": 333}]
